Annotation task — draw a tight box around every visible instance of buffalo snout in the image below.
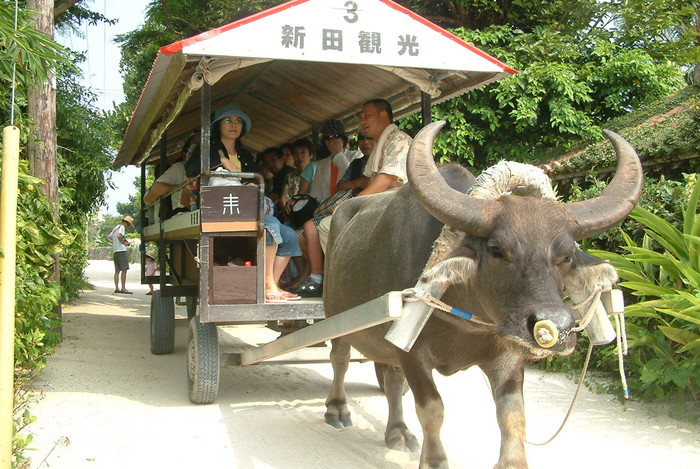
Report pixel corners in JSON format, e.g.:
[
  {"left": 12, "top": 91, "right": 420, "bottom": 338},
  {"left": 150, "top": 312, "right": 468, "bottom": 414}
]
[{"left": 500, "top": 305, "right": 576, "bottom": 353}]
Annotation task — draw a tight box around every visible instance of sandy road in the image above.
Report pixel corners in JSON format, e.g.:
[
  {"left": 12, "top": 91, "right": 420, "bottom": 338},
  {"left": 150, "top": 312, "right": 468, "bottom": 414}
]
[{"left": 25, "top": 260, "right": 700, "bottom": 469}]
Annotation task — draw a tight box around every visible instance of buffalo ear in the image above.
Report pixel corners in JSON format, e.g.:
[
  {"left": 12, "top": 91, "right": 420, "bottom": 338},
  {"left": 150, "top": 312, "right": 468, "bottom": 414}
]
[
  {"left": 420, "top": 254, "right": 477, "bottom": 287},
  {"left": 562, "top": 249, "right": 618, "bottom": 297},
  {"left": 572, "top": 248, "right": 605, "bottom": 267},
  {"left": 448, "top": 245, "right": 476, "bottom": 261}
]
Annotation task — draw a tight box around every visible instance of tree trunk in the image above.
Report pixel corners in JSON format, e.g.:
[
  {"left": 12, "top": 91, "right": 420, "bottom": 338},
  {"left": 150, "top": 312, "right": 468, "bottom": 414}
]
[{"left": 27, "top": 0, "right": 60, "bottom": 285}]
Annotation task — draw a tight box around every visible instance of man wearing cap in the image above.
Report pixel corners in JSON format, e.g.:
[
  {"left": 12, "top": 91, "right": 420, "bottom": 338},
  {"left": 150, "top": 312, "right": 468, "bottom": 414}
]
[
  {"left": 302, "top": 119, "right": 362, "bottom": 204},
  {"left": 107, "top": 215, "right": 134, "bottom": 294}
]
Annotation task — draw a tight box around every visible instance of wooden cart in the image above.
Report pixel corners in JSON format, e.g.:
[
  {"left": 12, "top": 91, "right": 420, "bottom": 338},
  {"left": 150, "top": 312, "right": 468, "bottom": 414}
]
[{"left": 114, "top": 0, "right": 515, "bottom": 404}]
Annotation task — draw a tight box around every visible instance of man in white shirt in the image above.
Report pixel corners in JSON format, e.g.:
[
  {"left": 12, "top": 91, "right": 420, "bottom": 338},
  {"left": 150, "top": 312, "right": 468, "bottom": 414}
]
[
  {"left": 316, "top": 99, "right": 411, "bottom": 249},
  {"left": 106, "top": 216, "right": 134, "bottom": 294},
  {"left": 144, "top": 133, "right": 198, "bottom": 222},
  {"left": 294, "top": 100, "right": 411, "bottom": 297}
]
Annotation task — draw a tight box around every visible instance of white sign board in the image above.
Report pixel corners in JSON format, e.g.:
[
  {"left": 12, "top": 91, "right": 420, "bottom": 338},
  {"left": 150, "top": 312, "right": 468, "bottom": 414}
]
[{"left": 168, "top": 0, "right": 511, "bottom": 73}]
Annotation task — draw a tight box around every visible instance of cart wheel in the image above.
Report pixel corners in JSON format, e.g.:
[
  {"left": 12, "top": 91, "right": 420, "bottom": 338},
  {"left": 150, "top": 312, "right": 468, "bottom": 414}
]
[
  {"left": 150, "top": 290, "right": 175, "bottom": 355},
  {"left": 187, "top": 315, "right": 219, "bottom": 404},
  {"left": 374, "top": 362, "right": 410, "bottom": 396},
  {"left": 186, "top": 296, "right": 197, "bottom": 319}
]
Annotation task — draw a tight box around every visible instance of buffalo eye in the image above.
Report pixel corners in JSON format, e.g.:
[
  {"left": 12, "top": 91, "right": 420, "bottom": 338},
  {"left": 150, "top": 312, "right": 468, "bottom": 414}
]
[
  {"left": 488, "top": 245, "right": 504, "bottom": 259},
  {"left": 556, "top": 254, "right": 573, "bottom": 266}
]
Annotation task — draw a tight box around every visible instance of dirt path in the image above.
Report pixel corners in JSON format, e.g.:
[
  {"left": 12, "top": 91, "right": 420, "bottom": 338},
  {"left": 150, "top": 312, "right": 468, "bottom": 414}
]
[{"left": 26, "top": 260, "right": 700, "bottom": 468}]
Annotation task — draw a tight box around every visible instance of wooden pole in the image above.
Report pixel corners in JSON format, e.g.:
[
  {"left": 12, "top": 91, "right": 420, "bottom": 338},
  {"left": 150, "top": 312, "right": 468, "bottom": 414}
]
[{"left": 0, "top": 126, "right": 21, "bottom": 469}]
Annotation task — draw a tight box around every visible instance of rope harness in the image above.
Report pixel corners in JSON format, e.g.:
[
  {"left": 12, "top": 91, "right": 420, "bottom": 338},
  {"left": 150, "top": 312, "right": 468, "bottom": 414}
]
[
  {"left": 401, "top": 288, "right": 495, "bottom": 327},
  {"left": 400, "top": 285, "right": 630, "bottom": 445}
]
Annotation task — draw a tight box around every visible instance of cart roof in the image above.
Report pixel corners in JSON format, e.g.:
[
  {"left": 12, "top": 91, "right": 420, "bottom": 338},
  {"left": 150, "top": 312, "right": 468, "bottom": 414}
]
[{"left": 114, "top": 0, "right": 516, "bottom": 168}]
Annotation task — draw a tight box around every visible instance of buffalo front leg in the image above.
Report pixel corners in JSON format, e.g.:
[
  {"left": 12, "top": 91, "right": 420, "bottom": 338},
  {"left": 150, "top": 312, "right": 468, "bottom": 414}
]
[
  {"left": 483, "top": 359, "right": 528, "bottom": 469},
  {"left": 381, "top": 364, "right": 420, "bottom": 453},
  {"left": 402, "top": 358, "right": 448, "bottom": 469},
  {"left": 324, "top": 337, "right": 353, "bottom": 428}
]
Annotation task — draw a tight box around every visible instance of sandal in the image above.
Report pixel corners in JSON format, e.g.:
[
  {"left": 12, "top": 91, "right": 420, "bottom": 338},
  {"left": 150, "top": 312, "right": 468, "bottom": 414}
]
[
  {"left": 265, "top": 292, "right": 287, "bottom": 303},
  {"left": 280, "top": 290, "right": 301, "bottom": 301}
]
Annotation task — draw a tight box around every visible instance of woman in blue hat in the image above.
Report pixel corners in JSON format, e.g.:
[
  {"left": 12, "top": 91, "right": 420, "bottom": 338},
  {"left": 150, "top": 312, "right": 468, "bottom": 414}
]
[
  {"left": 184, "top": 104, "right": 256, "bottom": 178},
  {"left": 184, "top": 104, "right": 301, "bottom": 302}
]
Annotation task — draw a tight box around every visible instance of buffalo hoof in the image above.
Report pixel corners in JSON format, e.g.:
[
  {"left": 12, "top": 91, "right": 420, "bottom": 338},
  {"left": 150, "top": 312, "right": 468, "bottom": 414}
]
[
  {"left": 385, "top": 425, "right": 420, "bottom": 453},
  {"left": 324, "top": 406, "right": 353, "bottom": 429},
  {"left": 419, "top": 461, "right": 449, "bottom": 469}
]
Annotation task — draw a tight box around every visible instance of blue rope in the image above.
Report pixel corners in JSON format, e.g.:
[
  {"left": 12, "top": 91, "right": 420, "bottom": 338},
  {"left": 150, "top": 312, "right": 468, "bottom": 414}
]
[{"left": 450, "top": 307, "right": 472, "bottom": 321}]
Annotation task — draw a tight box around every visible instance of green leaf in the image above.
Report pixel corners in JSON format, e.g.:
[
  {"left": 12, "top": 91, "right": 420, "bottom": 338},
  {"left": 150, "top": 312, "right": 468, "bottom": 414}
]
[
  {"left": 618, "top": 281, "right": 675, "bottom": 297},
  {"left": 658, "top": 325, "right": 694, "bottom": 345},
  {"left": 630, "top": 206, "right": 686, "bottom": 258}
]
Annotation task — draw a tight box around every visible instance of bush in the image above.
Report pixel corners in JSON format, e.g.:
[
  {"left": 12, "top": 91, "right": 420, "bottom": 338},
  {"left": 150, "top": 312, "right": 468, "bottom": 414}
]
[
  {"left": 589, "top": 174, "right": 699, "bottom": 410},
  {"left": 12, "top": 162, "right": 67, "bottom": 467}
]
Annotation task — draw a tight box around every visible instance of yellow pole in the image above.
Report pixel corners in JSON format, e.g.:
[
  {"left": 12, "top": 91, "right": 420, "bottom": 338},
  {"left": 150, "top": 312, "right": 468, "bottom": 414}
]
[{"left": 0, "top": 126, "right": 20, "bottom": 469}]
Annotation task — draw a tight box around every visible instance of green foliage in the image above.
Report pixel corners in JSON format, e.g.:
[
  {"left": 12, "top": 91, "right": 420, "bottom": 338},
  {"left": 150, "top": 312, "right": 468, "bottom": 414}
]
[
  {"left": 12, "top": 384, "right": 36, "bottom": 469},
  {"left": 590, "top": 175, "right": 700, "bottom": 406},
  {"left": 570, "top": 176, "right": 689, "bottom": 252},
  {"left": 398, "top": 19, "right": 686, "bottom": 169},
  {"left": 56, "top": 70, "right": 113, "bottom": 215},
  {"left": 0, "top": 1, "right": 76, "bottom": 121},
  {"left": 542, "top": 84, "right": 699, "bottom": 181},
  {"left": 13, "top": 161, "right": 65, "bottom": 371}
]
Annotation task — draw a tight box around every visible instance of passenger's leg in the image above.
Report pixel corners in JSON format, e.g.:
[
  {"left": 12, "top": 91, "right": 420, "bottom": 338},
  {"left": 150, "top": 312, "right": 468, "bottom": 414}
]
[
  {"left": 273, "top": 255, "right": 291, "bottom": 284},
  {"left": 317, "top": 215, "right": 332, "bottom": 254},
  {"left": 264, "top": 240, "right": 280, "bottom": 295},
  {"left": 273, "top": 222, "right": 302, "bottom": 301},
  {"left": 288, "top": 230, "right": 309, "bottom": 290},
  {"left": 304, "top": 221, "right": 324, "bottom": 276}
]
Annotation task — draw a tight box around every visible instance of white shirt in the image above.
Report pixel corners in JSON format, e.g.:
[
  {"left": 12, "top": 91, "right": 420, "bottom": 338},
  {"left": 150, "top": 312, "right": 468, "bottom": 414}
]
[
  {"left": 110, "top": 224, "right": 127, "bottom": 253},
  {"left": 148, "top": 161, "right": 186, "bottom": 221},
  {"left": 155, "top": 161, "right": 186, "bottom": 211},
  {"left": 363, "top": 124, "right": 411, "bottom": 187},
  {"left": 308, "top": 150, "right": 361, "bottom": 202}
]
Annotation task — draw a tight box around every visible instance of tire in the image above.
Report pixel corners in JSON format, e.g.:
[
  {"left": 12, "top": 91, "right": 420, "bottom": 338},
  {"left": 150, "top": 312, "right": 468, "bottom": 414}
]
[
  {"left": 187, "top": 315, "right": 219, "bottom": 404},
  {"left": 186, "top": 296, "right": 197, "bottom": 319},
  {"left": 150, "top": 290, "right": 175, "bottom": 355},
  {"left": 374, "top": 362, "right": 410, "bottom": 396}
]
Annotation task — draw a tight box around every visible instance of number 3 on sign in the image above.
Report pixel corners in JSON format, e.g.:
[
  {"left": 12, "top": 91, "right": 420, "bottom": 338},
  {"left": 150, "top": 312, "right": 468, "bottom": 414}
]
[{"left": 344, "top": 1, "right": 358, "bottom": 23}]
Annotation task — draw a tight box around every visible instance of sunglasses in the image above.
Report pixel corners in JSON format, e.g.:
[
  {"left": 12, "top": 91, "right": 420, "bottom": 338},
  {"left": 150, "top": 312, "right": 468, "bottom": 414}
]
[
  {"left": 324, "top": 134, "right": 341, "bottom": 140},
  {"left": 222, "top": 117, "right": 244, "bottom": 126}
]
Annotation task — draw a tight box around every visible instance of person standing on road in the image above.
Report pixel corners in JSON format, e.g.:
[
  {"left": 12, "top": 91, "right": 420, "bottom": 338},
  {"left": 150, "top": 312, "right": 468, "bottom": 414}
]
[{"left": 107, "top": 215, "right": 134, "bottom": 294}]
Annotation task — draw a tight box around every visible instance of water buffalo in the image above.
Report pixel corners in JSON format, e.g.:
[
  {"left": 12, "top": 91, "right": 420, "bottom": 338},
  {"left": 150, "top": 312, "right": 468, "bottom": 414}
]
[{"left": 323, "top": 122, "right": 643, "bottom": 469}]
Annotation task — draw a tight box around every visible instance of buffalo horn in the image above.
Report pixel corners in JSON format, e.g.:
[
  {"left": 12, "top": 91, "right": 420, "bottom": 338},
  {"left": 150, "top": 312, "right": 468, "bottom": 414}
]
[
  {"left": 565, "top": 130, "right": 644, "bottom": 240},
  {"left": 407, "top": 121, "right": 494, "bottom": 237}
]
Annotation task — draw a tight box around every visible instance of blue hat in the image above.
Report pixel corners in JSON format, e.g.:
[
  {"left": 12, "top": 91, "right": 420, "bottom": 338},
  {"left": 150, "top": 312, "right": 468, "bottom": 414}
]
[{"left": 211, "top": 104, "right": 251, "bottom": 136}]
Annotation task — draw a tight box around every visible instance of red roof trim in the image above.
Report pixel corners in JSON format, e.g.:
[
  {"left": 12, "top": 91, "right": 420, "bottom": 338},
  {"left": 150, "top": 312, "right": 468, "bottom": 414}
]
[
  {"left": 159, "top": 0, "right": 310, "bottom": 56},
  {"left": 378, "top": 0, "right": 517, "bottom": 74}
]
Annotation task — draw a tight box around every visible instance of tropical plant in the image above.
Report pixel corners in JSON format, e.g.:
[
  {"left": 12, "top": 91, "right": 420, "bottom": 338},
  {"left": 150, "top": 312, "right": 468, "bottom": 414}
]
[{"left": 590, "top": 174, "right": 699, "bottom": 408}]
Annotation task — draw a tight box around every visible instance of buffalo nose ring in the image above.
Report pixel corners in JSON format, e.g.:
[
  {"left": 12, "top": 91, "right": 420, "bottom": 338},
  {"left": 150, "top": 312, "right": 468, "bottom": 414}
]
[{"left": 533, "top": 320, "right": 558, "bottom": 348}]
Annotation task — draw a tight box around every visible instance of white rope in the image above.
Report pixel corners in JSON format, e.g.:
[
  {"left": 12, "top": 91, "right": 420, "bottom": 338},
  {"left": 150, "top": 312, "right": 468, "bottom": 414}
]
[
  {"left": 614, "top": 312, "right": 630, "bottom": 399},
  {"left": 568, "top": 287, "right": 603, "bottom": 332},
  {"left": 401, "top": 288, "right": 495, "bottom": 327},
  {"left": 527, "top": 342, "right": 594, "bottom": 446}
]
